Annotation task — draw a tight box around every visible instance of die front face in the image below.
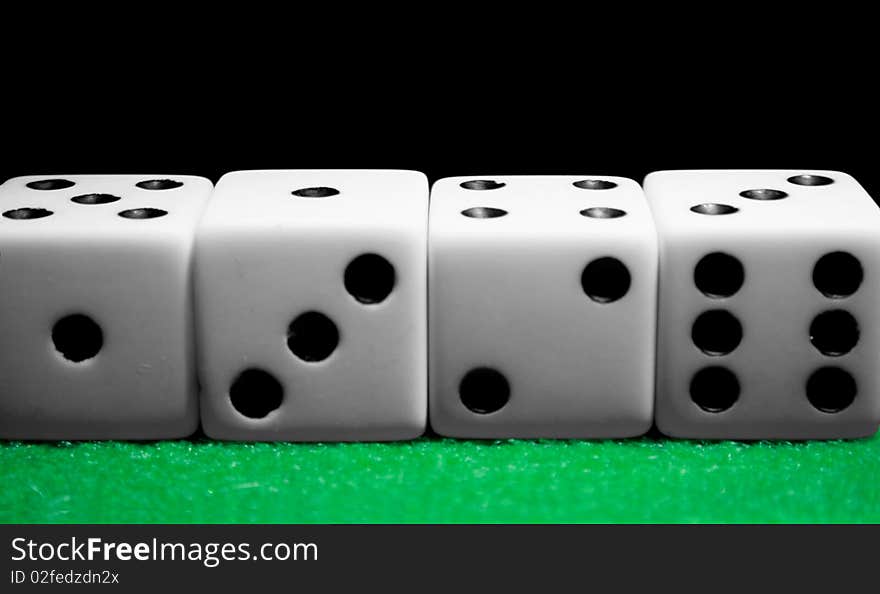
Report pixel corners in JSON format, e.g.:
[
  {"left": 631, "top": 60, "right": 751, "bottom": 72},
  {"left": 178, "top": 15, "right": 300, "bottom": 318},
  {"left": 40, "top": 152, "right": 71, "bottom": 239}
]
[
  {"left": 0, "top": 175, "right": 212, "bottom": 439},
  {"left": 196, "top": 170, "right": 428, "bottom": 441},
  {"left": 429, "top": 176, "right": 658, "bottom": 438},
  {"left": 646, "top": 170, "right": 880, "bottom": 439}
]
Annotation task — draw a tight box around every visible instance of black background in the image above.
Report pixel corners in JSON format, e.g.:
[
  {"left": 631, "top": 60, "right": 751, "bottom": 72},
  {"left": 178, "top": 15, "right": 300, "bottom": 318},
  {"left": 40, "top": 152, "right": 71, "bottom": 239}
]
[
  {"left": 3, "top": 90, "right": 876, "bottom": 195},
  {"left": 2, "top": 21, "right": 877, "bottom": 194},
  {"left": 6, "top": 103, "right": 876, "bottom": 198}
]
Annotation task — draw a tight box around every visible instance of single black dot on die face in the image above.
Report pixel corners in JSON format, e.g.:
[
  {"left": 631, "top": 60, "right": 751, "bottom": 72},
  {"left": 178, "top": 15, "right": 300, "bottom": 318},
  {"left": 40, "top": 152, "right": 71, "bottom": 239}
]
[
  {"left": 573, "top": 179, "right": 618, "bottom": 190},
  {"left": 292, "top": 186, "right": 339, "bottom": 198},
  {"left": 809, "top": 310, "right": 859, "bottom": 356},
  {"left": 52, "top": 314, "right": 103, "bottom": 363},
  {"left": 26, "top": 178, "right": 75, "bottom": 191},
  {"left": 136, "top": 179, "right": 183, "bottom": 190},
  {"left": 739, "top": 188, "right": 788, "bottom": 201},
  {"left": 580, "top": 207, "right": 626, "bottom": 219},
  {"left": 694, "top": 252, "right": 745, "bottom": 298},
  {"left": 692, "top": 310, "right": 743, "bottom": 356},
  {"left": 229, "top": 368, "right": 284, "bottom": 419},
  {"left": 287, "top": 312, "right": 339, "bottom": 362},
  {"left": 3, "top": 208, "right": 53, "bottom": 220},
  {"left": 813, "top": 252, "right": 863, "bottom": 298},
  {"left": 72, "top": 193, "right": 121, "bottom": 205},
  {"left": 460, "top": 180, "right": 505, "bottom": 191},
  {"left": 690, "top": 203, "right": 739, "bottom": 215},
  {"left": 690, "top": 366, "right": 740, "bottom": 413},
  {"left": 459, "top": 367, "right": 510, "bottom": 414},
  {"left": 581, "top": 257, "right": 631, "bottom": 303},
  {"left": 461, "top": 207, "right": 508, "bottom": 219},
  {"left": 806, "top": 367, "right": 856, "bottom": 413},
  {"left": 118, "top": 208, "right": 168, "bottom": 220},
  {"left": 344, "top": 253, "right": 396, "bottom": 304},
  {"left": 788, "top": 174, "right": 835, "bottom": 187}
]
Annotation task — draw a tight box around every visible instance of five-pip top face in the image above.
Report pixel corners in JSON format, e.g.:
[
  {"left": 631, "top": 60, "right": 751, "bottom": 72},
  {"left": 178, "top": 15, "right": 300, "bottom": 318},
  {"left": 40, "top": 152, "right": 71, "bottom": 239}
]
[{"left": 0, "top": 175, "right": 210, "bottom": 234}]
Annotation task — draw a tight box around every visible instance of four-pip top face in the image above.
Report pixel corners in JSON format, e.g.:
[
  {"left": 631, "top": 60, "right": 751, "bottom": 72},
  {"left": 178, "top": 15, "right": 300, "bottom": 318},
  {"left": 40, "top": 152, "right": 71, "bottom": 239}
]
[{"left": 0, "top": 169, "right": 876, "bottom": 441}]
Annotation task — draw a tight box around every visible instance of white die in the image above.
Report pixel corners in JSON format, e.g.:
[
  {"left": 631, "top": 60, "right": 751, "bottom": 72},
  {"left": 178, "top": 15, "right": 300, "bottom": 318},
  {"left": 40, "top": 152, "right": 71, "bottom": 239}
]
[
  {"left": 645, "top": 170, "right": 880, "bottom": 439},
  {"left": 0, "top": 175, "right": 212, "bottom": 439},
  {"left": 429, "top": 176, "right": 658, "bottom": 438},
  {"left": 195, "top": 170, "right": 428, "bottom": 441}
]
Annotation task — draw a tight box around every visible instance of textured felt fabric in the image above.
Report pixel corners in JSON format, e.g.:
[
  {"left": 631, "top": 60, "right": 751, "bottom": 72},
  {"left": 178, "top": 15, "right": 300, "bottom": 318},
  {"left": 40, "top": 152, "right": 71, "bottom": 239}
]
[{"left": 1, "top": 433, "right": 878, "bottom": 523}]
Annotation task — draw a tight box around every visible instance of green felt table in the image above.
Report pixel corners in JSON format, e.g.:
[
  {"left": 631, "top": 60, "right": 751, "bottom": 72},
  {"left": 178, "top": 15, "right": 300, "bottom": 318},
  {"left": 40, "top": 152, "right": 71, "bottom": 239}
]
[{"left": 1, "top": 432, "right": 878, "bottom": 523}]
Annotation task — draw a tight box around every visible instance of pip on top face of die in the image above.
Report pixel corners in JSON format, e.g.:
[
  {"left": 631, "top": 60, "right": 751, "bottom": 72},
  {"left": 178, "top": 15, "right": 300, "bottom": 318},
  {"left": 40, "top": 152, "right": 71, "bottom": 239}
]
[
  {"left": 195, "top": 170, "right": 428, "bottom": 441},
  {"left": 0, "top": 175, "right": 213, "bottom": 440},
  {"left": 646, "top": 170, "right": 880, "bottom": 439},
  {"left": 429, "top": 176, "right": 658, "bottom": 438}
]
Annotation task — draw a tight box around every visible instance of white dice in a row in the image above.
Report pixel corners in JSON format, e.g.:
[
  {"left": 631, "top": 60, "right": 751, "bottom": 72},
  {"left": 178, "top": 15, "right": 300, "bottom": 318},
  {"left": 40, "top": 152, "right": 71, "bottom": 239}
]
[{"left": 0, "top": 170, "right": 876, "bottom": 441}]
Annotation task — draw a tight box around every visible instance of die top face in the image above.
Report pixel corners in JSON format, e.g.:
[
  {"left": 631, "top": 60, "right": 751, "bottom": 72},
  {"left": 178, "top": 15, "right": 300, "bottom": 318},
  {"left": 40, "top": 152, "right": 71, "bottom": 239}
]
[
  {"left": 644, "top": 170, "right": 880, "bottom": 235},
  {"left": 430, "top": 175, "right": 654, "bottom": 240},
  {"left": 202, "top": 170, "right": 428, "bottom": 229},
  {"left": 0, "top": 174, "right": 213, "bottom": 239}
]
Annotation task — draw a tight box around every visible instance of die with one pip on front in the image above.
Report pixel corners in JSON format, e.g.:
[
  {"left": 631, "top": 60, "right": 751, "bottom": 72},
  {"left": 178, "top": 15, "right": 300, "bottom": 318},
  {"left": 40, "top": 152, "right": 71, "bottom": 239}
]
[
  {"left": 195, "top": 170, "right": 428, "bottom": 441},
  {"left": 429, "top": 176, "right": 658, "bottom": 438},
  {"left": 0, "top": 174, "right": 212, "bottom": 439},
  {"left": 645, "top": 169, "right": 880, "bottom": 439}
]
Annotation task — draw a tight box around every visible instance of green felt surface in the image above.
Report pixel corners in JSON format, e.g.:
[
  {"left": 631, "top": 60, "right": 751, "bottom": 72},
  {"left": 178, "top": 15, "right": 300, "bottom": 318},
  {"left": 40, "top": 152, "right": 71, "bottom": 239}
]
[{"left": 1, "top": 433, "right": 879, "bottom": 523}]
